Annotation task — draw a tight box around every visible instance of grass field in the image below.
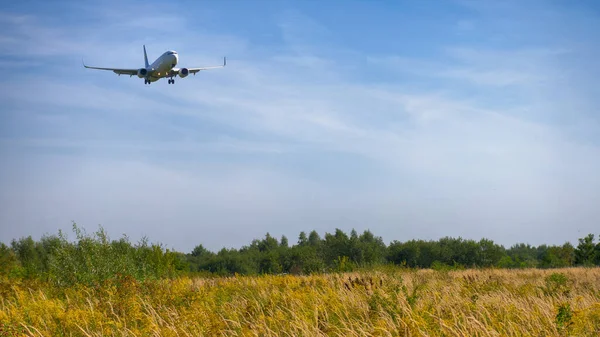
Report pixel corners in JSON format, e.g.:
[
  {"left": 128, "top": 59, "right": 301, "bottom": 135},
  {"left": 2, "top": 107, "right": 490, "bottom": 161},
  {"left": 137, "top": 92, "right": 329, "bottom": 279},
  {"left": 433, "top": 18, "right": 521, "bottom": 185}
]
[{"left": 1, "top": 267, "right": 599, "bottom": 336}]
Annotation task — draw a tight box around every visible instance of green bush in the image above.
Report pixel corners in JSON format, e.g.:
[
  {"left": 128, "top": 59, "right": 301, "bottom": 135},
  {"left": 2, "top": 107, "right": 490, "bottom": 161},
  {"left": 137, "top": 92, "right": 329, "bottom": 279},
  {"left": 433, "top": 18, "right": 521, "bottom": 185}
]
[
  {"left": 541, "top": 272, "right": 571, "bottom": 297},
  {"left": 43, "top": 223, "right": 185, "bottom": 287}
]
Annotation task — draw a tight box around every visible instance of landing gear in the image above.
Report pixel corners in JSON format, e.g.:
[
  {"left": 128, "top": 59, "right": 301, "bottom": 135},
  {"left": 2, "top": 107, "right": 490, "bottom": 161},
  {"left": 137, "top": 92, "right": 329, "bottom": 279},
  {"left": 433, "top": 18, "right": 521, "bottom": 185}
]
[
  {"left": 144, "top": 79, "right": 150, "bottom": 84},
  {"left": 168, "top": 78, "right": 175, "bottom": 84}
]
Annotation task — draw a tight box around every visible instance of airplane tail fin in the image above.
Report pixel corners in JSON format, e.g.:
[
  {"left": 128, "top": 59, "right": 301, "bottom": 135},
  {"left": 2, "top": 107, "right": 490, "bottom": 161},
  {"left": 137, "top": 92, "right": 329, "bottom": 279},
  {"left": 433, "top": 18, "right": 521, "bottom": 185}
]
[{"left": 143, "top": 45, "right": 149, "bottom": 68}]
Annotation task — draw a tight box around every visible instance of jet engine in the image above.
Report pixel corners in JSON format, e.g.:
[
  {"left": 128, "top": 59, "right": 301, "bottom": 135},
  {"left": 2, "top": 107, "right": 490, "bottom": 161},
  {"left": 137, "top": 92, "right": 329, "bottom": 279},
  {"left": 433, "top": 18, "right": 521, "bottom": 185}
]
[
  {"left": 179, "top": 68, "right": 189, "bottom": 78},
  {"left": 137, "top": 68, "right": 148, "bottom": 78}
]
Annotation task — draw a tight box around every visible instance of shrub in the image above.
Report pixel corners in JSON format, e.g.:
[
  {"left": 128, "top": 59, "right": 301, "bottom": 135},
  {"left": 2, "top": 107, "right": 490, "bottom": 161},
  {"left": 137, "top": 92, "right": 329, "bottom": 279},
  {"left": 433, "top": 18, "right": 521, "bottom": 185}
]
[{"left": 46, "top": 223, "right": 185, "bottom": 287}]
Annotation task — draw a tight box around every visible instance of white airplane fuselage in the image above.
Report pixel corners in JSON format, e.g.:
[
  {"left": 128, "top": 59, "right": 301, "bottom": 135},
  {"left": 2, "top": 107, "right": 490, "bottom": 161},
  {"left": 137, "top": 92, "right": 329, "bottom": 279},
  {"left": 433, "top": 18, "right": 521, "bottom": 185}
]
[{"left": 145, "top": 51, "right": 179, "bottom": 82}]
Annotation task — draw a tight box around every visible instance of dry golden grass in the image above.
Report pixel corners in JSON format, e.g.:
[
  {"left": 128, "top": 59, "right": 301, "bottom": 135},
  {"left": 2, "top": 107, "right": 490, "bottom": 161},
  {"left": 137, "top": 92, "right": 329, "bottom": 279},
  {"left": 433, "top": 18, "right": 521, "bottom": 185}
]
[{"left": 1, "top": 267, "right": 599, "bottom": 336}]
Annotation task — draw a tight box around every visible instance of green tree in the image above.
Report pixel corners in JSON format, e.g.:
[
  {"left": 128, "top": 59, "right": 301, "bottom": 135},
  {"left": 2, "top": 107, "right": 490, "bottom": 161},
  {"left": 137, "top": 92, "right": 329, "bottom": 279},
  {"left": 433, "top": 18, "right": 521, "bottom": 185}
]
[
  {"left": 350, "top": 229, "right": 358, "bottom": 241},
  {"left": 477, "top": 238, "right": 505, "bottom": 267},
  {"left": 10, "top": 236, "right": 43, "bottom": 278},
  {"left": 507, "top": 243, "right": 539, "bottom": 268},
  {"left": 203, "top": 248, "right": 257, "bottom": 275},
  {"left": 259, "top": 251, "right": 282, "bottom": 274},
  {"left": 297, "top": 231, "right": 308, "bottom": 246},
  {"left": 387, "top": 240, "right": 421, "bottom": 267},
  {"left": 188, "top": 244, "right": 214, "bottom": 272},
  {"left": 284, "top": 245, "right": 324, "bottom": 274},
  {"left": 191, "top": 244, "right": 211, "bottom": 257},
  {"left": 308, "top": 230, "right": 321, "bottom": 247},
  {"left": 540, "top": 244, "right": 574, "bottom": 268},
  {"left": 258, "top": 233, "right": 279, "bottom": 252},
  {"left": 357, "top": 230, "right": 386, "bottom": 266},
  {"left": 558, "top": 242, "right": 575, "bottom": 267},
  {"left": 280, "top": 235, "right": 289, "bottom": 248},
  {"left": 575, "top": 234, "right": 596, "bottom": 266},
  {"left": 323, "top": 229, "right": 352, "bottom": 267},
  {"left": 0, "top": 243, "right": 20, "bottom": 277},
  {"left": 497, "top": 255, "right": 516, "bottom": 268},
  {"left": 595, "top": 236, "right": 600, "bottom": 265}
]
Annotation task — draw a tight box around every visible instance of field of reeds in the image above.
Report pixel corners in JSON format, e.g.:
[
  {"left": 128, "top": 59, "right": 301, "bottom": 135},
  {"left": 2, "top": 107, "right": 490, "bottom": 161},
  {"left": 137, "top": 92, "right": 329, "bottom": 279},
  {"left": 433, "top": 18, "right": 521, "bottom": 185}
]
[{"left": 1, "top": 267, "right": 599, "bottom": 336}]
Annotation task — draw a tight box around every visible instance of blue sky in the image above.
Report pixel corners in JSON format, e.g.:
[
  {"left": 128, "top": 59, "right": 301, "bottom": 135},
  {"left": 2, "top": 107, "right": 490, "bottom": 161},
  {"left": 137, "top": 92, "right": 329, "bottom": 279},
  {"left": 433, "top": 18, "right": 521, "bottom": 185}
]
[{"left": 1, "top": 0, "right": 599, "bottom": 253}]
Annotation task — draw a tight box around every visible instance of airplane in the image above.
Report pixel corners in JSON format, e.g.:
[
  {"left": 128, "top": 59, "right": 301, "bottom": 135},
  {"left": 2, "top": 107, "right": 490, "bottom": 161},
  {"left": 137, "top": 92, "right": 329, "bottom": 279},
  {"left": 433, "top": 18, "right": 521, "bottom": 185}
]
[{"left": 82, "top": 45, "right": 226, "bottom": 84}]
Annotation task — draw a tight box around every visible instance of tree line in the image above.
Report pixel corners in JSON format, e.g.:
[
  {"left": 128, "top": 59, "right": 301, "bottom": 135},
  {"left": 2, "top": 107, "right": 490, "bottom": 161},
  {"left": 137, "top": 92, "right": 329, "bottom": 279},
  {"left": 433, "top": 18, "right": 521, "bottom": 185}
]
[
  {"left": 188, "top": 229, "right": 600, "bottom": 275},
  {"left": 2, "top": 223, "right": 599, "bottom": 285}
]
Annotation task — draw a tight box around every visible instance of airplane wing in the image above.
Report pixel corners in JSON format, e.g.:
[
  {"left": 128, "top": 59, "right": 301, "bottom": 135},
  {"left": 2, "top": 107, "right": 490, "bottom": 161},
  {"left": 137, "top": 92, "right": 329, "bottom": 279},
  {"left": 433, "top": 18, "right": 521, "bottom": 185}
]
[
  {"left": 180, "top": 57, "right": 227, "bottom": 75},
  {"left": 82, "top": 59, "right": 139, "bottom": 76}
]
